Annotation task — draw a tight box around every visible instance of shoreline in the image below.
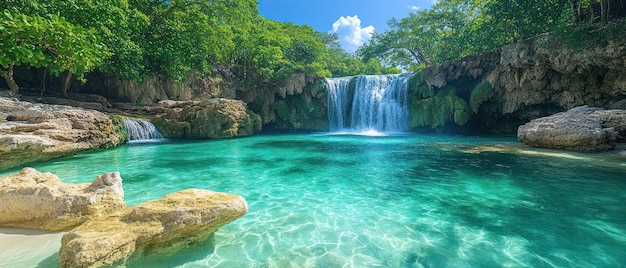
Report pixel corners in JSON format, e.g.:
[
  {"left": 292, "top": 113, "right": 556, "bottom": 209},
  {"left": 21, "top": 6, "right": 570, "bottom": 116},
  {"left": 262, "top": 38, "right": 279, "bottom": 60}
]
[{"left": 0, "top": 228, "right": 64, "bottom": 267}]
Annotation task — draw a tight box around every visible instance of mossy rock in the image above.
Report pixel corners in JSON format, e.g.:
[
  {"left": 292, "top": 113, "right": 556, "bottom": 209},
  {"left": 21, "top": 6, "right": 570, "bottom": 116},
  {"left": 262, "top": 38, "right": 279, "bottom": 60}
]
[
  {"left": 409, "top": 87, "right": 470, "bottom": 128},
  {"left": 272, "top": 100, "right": 292, "bottom": 121},
  {"left": 408, "top": 72, "right": 433, "bottom": 98},
  {"left": 469, "top": 80, "right": 494, "bottom": 113},
  {"left": 110, "top": 115, "right": 128, "bottom": 143}
]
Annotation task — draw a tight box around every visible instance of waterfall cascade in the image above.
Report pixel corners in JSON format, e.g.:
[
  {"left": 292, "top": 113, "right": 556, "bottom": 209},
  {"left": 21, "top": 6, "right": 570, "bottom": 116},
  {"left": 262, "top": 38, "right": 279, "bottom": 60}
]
[
  {"left": 123, "top": 117, "right": 165, "bottom": 142},
  {"left": 325, "top": 73, "right": 411, "bottom": 133}
]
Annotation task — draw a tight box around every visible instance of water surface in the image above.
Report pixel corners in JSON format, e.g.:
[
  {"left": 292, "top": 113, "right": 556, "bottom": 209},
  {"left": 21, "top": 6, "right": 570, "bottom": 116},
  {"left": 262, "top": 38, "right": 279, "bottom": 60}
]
[{"left": 2, "top": 133, "right": 625, "bottom": 267}]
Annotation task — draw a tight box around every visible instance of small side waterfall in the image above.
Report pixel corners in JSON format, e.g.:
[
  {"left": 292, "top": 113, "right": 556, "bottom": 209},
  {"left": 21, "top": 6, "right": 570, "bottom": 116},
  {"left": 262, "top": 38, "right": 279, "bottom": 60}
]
[
  {"left": 326, "top": 73, "right": 411, "bottom": 133},
  {"left": 123, "top": 117, "right": 165, "bottom": 142}
]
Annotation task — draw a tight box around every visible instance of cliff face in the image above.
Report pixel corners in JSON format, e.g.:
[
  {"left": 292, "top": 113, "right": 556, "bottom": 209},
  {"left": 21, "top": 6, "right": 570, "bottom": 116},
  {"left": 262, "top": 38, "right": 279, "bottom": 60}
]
[
  {"left": 83, "top": 71, "right": 328, "bottom": 132},
  {"left": 414, "top": 31, "right": 626, "bottom": 133}
]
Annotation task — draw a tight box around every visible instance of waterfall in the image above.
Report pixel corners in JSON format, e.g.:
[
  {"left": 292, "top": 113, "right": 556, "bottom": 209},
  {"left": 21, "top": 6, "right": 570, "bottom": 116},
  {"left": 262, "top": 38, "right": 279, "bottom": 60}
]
[
  {"left": 123, "top": 117, "right": 165, "bottom": 143},
  {"left": 326, "top": 73, "right": 411, "bottom": 133},
  {"left": 325, "top": 77, "right": 352, "bottom": 131}
]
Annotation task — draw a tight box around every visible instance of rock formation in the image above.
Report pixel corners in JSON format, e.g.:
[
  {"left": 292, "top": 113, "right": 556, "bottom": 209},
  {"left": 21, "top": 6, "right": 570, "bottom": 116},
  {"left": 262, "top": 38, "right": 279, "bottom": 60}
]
[
  {"left": 0, "top": 97, "right": 125, "bottom": 170},
  {"left": 0, "top": 168, "right": 125, "bottom": 231},
  {"left": 151, "top": 98, "right": 261, "bottom": 138},
  {"left": 59, "top": 189, "right": 248, "bottom": 268},
  {"left": 518, "top": 106, "right": 626, "bottom": 151},
  {"left": 409, "top": 29, "right": 626, "bottom": 133},
  {"left": 83, "top": 71, "right": 329, "bottom": 132}
]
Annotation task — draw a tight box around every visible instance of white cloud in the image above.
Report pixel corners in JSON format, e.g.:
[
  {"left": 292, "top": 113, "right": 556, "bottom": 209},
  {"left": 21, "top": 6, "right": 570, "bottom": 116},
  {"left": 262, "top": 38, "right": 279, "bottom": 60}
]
[
  {"left": 410, "top": 5, "right": 420, "bottom": 11},
  {"left": 330, "top": 15, "right": 375, "bottom": 53}
]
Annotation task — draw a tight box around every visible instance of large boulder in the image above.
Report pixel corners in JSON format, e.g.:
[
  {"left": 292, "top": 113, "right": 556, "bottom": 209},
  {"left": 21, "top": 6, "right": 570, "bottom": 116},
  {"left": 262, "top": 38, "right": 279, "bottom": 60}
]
[
  {"left": 517, "top": 106, "right": 626, "bottom": 151},
  {"left": 59, "top": 189, "right": 248, "bottom": 268},
  {"left": 0, "top": 97, "right": 125, "bottom": 170},
  {"left": 0, "top": 168, "right": 125, "bottom": 231},
  {"left": 152, "top": 98, "right": 261, "bottom": 138}
]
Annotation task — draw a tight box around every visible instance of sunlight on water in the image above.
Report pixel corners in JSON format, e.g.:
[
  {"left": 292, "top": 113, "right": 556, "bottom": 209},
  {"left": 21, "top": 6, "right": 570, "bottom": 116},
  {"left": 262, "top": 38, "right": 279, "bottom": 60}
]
[{"left": 1, "top": 134, "right": 625, "bottom": 267}]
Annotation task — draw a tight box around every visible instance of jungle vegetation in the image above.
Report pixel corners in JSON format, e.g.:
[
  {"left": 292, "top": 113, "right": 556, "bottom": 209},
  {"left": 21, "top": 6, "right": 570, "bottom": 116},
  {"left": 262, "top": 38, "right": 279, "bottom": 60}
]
[
  {"left": 357, "top": 0, "right": 626, "bottom": 71},
  {"left": 0, "top": 0, "right": 395, "bottom": 97}
]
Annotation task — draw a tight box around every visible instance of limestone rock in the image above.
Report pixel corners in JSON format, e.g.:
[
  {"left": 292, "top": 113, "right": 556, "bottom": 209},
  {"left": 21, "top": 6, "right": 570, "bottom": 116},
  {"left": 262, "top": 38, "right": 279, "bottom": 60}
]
[
  {"left": 59, "top": 189, "right": 247, "bottom": 268},
  {"left": 517, "top": 106, "right": 626, "bottom": 151},
  {"left": 152, "top": 98, "right": 261, "bottom": 139},
  {"left": 0, "top": 168, "right": 125, "bottom": 231},
  {"left": 0, "top": 97, "right": 125, "bottom": 170},
  {"left": 416, "top": 28, "right": 626, "bottom": 133}
]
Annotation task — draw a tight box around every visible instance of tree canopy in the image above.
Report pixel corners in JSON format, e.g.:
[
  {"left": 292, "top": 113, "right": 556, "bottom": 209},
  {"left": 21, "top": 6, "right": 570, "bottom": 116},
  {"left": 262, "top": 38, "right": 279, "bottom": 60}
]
[
  {"left": 358, "top": 0, "right": 626, "bottom": 71},
  {"left": 1, "top": 0, "right": 389, "bottom": 96}
]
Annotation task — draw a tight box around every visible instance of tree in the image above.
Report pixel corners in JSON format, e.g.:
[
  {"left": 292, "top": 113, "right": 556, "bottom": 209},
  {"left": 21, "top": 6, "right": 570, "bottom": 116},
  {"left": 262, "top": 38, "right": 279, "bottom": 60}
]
[
  {"left": 0, "top": 11, "right": 108, "bottom": 96},
  {"left": 357, "top": 0, "right": 571, "bottom": 69},
  {"left": 357, "top": 2, "right": 472, "bottom": 70}
]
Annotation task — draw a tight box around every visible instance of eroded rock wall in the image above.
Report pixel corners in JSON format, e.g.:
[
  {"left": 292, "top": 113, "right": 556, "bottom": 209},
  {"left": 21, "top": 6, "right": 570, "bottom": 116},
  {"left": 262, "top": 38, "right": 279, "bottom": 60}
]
[
  {"left": 84, "top": 71, "right": 329, "bottom": 132},
  {"left": 411, "top": 32, "right": 626, "bottom": 133}
]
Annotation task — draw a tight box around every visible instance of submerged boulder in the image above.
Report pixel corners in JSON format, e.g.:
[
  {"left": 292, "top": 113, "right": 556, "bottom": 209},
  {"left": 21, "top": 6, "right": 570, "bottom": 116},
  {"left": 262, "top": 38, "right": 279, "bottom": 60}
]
[
  {"left": 152, "top": 99, "right": 261, "bottom": 139},
  {"left": 517, "top": 106, "right": 626, "bottom": 151},
  {"left": 59, "top": 189, "right": 248, "bottom": 268},
  {"left": 0, "top": 97, "right": 125, "bottom": 170},
  {"left": 0, "top": 168, "right": 125, "bottom": 231}
]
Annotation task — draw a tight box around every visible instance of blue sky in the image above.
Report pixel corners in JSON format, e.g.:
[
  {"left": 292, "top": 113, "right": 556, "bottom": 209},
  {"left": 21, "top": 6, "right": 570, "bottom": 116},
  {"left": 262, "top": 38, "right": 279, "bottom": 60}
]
[{"left": 258, "top": 0, "right": 435, "bottom": 52}]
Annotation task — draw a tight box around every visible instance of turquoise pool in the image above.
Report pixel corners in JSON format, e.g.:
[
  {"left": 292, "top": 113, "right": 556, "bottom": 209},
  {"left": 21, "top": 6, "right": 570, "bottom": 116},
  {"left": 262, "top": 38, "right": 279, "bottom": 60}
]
[{"left": 2, "top": 133, "right": 626, "bottom": 267}]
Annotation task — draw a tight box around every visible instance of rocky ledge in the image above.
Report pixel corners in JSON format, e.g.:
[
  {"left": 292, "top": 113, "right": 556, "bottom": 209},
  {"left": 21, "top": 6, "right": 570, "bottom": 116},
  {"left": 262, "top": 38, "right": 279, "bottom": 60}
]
[
  {"left": 0, "top": 97, "right": 125, "bottom": 170},
  {"left": 60, "top": 189, "right": 247, "bottom": 268},
  {"left": 151, "top": 99, "right": 262, "bottom": 139},
  {"left": 0, "top": 168, "right": 247, "bottom": 268},
  {"left": 518, "top": 106, "right": 626, "bottom": 151},
  {"left": 0, "top": 168, "right": 125, "bottom": 231}
]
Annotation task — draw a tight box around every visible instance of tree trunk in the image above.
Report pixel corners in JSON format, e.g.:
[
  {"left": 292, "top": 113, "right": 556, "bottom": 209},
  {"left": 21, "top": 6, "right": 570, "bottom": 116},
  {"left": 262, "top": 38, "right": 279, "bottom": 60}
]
[
  {"left": 2, "top": 64, "right": 20, "bottom": 97},
  {"left": 40, "top": 68, "right": 47, "bottom": 96},
  {"left": 601, "top": 0, "right": 607, "bottom": 21},
  {"left": 569, "top": 0, "right": 582, "bottom": 26},
  {"left": 62, "top": 71, "right": 73, "bottom": 96}
]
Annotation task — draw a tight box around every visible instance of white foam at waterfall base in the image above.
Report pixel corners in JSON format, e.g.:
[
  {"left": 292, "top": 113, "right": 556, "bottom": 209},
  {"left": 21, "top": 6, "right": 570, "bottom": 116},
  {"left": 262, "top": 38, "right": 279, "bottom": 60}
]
[
  {"left": 123, "top": 117, "right": 165, "bottom": 143},
  {"left": 326, "top": 74, "right": 411, "bottom": 134}
]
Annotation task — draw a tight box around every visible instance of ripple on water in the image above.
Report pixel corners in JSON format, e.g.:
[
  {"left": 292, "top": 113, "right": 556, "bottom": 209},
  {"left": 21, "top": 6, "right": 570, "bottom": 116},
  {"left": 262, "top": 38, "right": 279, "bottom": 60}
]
[{"left": 1, "top": 134, "right": 626, "bottom": 267}]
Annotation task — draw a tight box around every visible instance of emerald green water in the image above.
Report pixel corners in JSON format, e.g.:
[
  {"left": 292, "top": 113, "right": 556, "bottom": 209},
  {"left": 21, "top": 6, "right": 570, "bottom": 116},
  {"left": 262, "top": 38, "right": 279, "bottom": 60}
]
[{"left": 2, "top": 134, "right": 626, "bottom": 267}]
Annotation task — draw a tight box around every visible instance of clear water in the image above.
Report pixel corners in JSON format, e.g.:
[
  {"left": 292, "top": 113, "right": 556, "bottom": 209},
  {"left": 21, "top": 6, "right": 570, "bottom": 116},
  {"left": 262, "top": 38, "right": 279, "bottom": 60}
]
[{"left": 2, "top": 133, "right": 626, "bottom": 267}]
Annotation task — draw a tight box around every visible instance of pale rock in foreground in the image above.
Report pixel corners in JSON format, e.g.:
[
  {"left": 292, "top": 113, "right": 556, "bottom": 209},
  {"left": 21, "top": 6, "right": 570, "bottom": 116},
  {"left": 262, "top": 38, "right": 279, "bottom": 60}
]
[
  {"left": 59, "top": 189, "right": 248, "bottom": 268},
  {"left": 0, "top": 168, "right": 125, "bottom": 231}
]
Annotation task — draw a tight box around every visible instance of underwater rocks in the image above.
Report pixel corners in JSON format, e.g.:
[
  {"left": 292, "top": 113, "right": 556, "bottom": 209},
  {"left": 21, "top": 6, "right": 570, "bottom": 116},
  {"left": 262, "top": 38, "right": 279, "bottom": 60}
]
[
  {"left": 0, "top": 97, "right": 125, "bottom": 170},
  {"left": 0, "top": 168, "right": 125, "bottom": 231},
  {"left": 517, "top": 106, "right": 626, "bottom": 151},
  {"left": 59, "top": 189, "right": 248, "bottom": 268},
  {"left": 152, "top": 98, "right": 261, "bottom": 139}
]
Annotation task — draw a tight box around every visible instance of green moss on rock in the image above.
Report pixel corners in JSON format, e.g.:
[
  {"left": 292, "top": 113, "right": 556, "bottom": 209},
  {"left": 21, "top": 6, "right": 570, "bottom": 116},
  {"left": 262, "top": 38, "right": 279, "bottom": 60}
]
[
  {"left": 408, "top": 72, "right": 433, "bottom": 98},
  {"left": 110, "top": 115, "right": 128, "bottom": 143},
  {"left": 272, "top": 100, "right": 292, "bottom": 121},
  {"left": 409, "top": 86, "right": 471, "bottom": 128},
  {"left": 469, "top": 80, "right": 494, "bottom": 113}
]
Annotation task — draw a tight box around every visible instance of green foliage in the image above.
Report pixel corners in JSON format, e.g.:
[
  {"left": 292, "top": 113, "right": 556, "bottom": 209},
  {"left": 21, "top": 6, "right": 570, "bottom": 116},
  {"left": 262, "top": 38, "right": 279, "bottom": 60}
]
[
  {"left": 542, "top": 18, "right": 626, "bottom": 51},
  {"left": 357, "top": 0, "right": 612, "bottom": 70},
  {"left": 407, "top": 72, "right": 432, "bottom": 98},
  {"left": 409, "top": 86, "right": 470, "bottom": 128},
  {"left": 469, "top": 80, "right": 494, "bottom": 113},
  {"left": 272, "top": 100, "right": 292, "bottom": 121},
  {"left": 2, "top": 0, "right": 387, "bottom": 95},
  {"left": 0, "top": 9, "right": 109, "bottom": 95}
]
